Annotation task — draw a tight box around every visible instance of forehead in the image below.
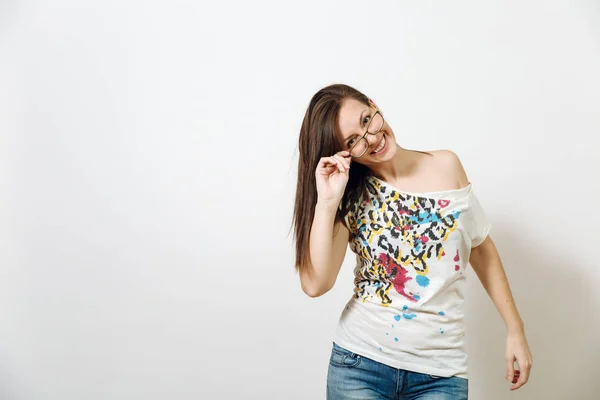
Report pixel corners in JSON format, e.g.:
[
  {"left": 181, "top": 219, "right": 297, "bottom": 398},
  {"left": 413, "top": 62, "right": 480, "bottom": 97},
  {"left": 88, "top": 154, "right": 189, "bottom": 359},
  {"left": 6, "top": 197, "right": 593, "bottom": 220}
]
[{"left": 338, "top": 99, "right": 368, "bottom": 139}]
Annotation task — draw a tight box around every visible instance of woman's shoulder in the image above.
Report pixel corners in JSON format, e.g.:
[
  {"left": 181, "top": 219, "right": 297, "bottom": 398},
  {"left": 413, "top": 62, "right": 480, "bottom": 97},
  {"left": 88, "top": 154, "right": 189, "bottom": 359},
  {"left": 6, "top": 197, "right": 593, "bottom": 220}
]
[
  {"left": 422, "top": 148, "right": 461, "bottom": 168},
  {"left": 420, "top": 149, "right": 470, "bottom": 189}
]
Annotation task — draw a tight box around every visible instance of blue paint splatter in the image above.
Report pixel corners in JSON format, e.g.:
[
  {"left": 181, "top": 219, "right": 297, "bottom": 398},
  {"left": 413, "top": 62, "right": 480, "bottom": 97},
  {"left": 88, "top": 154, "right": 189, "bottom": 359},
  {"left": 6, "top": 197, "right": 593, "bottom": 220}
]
[
  {"left": 394, "top": 315, "right": 401, "bottom": 321},
  {"left": 408, "top": 210, "right": 461, "bottom": 225},
  {"left": 403, "top": 313, "right": 417, "bottom": 319},
  {"left": 379, "top": 347, "right": 382, "bottom": 351},
  {"left": 440, "top": 328, "right": 445, "bottom": 334},
  {"left": 402, "top": 305, "right": 408, "bottom": 311},
  {"left": 438, "top": 311, "right": 445, "bottom": 316},
  {"left": 359, "top": 225, "right": 369, "bottom": 246},
  {"left": 413, "top": 294, "right": 421, "bottom": 301},
  {"left": 394, "top": 337, "right": 399, "bottom": 342},
  {"left": 391, "top": 324, "right": 395, "bottom": 328},
  {"left": 386, "top": 332, "right": 388, "bottom": 335},
  {"left": 416, "top": 275, "right": 430, "bottom": 287},
  {"left": 407, "top": 212, "right": 438, "bottom": 225}
]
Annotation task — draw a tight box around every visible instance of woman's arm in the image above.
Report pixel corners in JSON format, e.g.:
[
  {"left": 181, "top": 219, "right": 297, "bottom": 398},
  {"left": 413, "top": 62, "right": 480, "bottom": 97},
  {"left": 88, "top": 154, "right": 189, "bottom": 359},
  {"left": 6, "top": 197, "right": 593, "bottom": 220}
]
[
  {"left": 441, "top": 149, "right": 533, "bottom": 390},
  {"left": 470, "top": 238, "right": 524, "bottom": 333},
  {"left": 299, "top": 200, "right": 349, "bottom": 297},
  {"left": 469, "top": 239, "right": 533, "bottom": 390}
]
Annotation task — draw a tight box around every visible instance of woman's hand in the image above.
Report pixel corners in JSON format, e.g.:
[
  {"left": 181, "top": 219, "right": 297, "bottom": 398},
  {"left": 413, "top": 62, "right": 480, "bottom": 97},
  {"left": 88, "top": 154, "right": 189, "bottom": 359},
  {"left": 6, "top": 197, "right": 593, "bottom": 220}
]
[
  {"left": 315, "top": 150, "right": 352, "bottom": 205},
  {"left": 505, "top": 330, "right": 533, "bottom": 390}
]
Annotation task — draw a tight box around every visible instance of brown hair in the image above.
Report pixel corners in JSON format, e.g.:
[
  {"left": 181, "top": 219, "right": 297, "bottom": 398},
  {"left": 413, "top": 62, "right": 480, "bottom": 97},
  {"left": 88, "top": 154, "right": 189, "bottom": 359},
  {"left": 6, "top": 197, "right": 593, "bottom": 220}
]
[{"left": 291, "top": 83, "right": 372, "bottom": 275}]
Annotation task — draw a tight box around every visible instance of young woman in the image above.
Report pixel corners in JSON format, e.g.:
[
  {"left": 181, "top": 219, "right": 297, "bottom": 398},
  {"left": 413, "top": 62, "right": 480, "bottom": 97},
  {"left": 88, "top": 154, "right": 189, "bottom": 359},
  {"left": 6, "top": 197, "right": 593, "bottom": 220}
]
[{"left": 292, "top": 84, "right": 532, "bottom": 399}]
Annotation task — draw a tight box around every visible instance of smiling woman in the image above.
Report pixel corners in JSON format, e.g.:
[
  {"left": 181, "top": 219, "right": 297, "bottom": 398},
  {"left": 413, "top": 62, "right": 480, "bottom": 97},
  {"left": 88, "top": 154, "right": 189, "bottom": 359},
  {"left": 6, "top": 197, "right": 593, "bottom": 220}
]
[
  {"left": 343, "top": 109, "right": 385, "bottom": 157},
  {"left": 291, "top": 83, "right": 532, "bottom": 399}
]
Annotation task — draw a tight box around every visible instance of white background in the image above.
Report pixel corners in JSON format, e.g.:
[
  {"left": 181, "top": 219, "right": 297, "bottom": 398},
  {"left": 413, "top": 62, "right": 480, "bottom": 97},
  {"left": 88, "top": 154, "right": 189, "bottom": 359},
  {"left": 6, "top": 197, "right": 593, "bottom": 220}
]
[{"left": 1, "top": 1, "right": 599, "bottom": 399}]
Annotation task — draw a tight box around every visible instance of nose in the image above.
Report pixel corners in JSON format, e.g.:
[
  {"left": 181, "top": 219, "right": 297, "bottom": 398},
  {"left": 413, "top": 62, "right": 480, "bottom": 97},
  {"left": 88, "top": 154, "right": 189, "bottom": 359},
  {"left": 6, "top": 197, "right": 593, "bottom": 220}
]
[{"left": 366, "top": 132, "right": 382, "bottom": 146}]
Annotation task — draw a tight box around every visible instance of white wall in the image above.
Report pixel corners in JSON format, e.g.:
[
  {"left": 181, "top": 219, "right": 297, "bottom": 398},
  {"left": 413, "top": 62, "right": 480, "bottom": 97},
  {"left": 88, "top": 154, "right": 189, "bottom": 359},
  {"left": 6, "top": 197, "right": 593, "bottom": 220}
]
[{"left": 1, "top": 1, "right": 599, "bottom": 399}]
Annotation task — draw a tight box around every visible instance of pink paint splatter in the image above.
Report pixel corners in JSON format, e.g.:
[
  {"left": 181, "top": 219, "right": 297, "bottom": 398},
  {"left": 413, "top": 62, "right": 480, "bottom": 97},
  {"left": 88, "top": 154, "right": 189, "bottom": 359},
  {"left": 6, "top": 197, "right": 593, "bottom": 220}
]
[{"left": 378, "top": 253, "right": 417, "bottom": 303}]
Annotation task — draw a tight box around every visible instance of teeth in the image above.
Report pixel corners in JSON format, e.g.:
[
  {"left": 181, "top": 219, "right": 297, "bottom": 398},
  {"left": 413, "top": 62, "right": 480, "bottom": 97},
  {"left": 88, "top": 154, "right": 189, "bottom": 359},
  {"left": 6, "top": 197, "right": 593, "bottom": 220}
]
[{"left": 373, "top": 136, "right": 386, "bottom": 153}]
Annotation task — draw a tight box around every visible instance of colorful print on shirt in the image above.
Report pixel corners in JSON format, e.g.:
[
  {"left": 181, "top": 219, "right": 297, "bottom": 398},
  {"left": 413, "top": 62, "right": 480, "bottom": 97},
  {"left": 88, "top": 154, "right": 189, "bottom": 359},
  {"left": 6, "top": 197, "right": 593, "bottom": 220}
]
[{"left": 345, "top": 176, "right": 468, "bottom": 306}]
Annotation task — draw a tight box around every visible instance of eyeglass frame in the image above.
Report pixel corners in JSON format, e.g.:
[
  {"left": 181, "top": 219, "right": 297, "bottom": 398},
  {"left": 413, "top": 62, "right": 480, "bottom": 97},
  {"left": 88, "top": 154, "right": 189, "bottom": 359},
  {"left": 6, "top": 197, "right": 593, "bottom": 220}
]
[{"left": 347, "top": 109, "right": 385, "bottom": 158}]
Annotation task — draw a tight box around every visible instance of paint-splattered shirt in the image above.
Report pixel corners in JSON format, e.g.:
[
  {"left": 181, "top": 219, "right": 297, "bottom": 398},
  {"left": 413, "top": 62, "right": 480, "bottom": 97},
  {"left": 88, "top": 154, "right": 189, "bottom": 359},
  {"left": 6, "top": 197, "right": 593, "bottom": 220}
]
[{"left": 332, "top": 175, "right": 492, "bottom": 379}]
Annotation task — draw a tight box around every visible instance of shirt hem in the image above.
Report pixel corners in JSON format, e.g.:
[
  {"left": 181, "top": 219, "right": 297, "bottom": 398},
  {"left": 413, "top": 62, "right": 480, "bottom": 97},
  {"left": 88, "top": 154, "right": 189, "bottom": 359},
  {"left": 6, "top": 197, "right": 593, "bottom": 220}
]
[{"left": 332, "top": 338, "right": 469, "bottom": 380}]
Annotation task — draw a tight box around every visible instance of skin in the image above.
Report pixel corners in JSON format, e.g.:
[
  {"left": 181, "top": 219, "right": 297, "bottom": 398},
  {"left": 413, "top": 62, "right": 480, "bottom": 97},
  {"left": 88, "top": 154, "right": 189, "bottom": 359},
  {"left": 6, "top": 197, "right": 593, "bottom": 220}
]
[{"left": 326, "top": 97, "right": 533, "bottom": 391}]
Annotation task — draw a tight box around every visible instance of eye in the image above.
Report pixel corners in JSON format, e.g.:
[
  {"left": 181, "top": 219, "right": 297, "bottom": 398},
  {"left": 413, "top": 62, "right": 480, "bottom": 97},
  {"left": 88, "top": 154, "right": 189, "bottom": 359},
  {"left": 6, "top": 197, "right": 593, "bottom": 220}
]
[
  {"left": 347, "top": 138, "right": 355, "bottom": 148},
  {"left": 363, "top": 115, "right": 371, "bottom": 125}
]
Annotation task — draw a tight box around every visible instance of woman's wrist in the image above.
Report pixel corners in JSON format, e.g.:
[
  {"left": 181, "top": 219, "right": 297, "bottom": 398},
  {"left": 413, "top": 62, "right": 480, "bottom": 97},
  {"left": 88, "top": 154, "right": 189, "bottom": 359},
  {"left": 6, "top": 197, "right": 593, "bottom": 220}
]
[{"left": 506, "top": 320, "right": 525, "bottom": 335}]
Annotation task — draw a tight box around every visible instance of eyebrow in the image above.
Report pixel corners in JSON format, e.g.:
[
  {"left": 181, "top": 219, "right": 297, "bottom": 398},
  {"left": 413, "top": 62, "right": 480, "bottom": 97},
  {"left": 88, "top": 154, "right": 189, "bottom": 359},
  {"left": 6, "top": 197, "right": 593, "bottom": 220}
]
[{"left": 344, "top": 108, "right": 369, "bottom": 143}]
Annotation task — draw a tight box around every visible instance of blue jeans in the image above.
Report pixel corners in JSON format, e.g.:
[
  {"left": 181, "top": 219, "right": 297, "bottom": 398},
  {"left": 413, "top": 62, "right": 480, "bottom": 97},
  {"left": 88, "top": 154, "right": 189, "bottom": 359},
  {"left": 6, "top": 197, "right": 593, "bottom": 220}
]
[{"left": 327, "top": 342, "right": 468, "bottom": 400}]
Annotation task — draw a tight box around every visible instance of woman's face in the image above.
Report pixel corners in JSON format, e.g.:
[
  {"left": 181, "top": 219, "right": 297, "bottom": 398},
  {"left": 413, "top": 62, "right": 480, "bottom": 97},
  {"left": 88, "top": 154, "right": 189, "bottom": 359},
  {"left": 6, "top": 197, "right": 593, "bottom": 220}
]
[{"left": 337, "top": 98, "right": 397, "bottom": 166}]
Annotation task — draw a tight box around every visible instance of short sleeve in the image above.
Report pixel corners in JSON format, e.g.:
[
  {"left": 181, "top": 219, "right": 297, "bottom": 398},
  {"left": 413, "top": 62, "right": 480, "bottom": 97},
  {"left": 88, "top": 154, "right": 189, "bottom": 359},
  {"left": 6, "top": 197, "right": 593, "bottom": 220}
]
[{"left": 464, "top": 188, "right": 492, "bottom": 248}]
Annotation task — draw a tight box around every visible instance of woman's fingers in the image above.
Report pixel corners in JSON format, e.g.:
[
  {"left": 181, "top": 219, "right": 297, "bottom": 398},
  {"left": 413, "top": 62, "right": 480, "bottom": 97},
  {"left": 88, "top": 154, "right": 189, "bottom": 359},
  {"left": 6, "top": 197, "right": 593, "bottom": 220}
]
[
  {"left": 318, "top": 157, "right": 342, "bottom": 172},
  {"left": 335, "top": 155, "right": 349, "bottom": 172},
  {"left": 323, "top": 165, "right": 337, "bottom": 174},
  {"left": 512, "top": 356, "right": 531, "bottom": 390},
  {"left": 332, "top": 153, "right": 351, "bottom": 170},
  {"left": 317, "top": 151, "right": 352, "bottom": 175},
  {"left": 505, "top": 357, "right": 516, "bottom": 384},
  {"left": 333, "top": 157, "right": 345, "bottom": 172},
  {"left": 507, "top": 355, "right": 531, "bottom": 391},
  {"left": 330, "top": 156, "right": 344, "bottom": 172},
  {"left": 318, "top": 156, "right": 343, "bottom": 173}
]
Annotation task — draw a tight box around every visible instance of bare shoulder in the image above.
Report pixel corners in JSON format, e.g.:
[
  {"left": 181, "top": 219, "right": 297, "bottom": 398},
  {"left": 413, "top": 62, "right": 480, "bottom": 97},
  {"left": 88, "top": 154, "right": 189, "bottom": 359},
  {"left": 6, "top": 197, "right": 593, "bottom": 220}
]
[{"left": 428, "top": 149, "right": 470, "bottom": 188}]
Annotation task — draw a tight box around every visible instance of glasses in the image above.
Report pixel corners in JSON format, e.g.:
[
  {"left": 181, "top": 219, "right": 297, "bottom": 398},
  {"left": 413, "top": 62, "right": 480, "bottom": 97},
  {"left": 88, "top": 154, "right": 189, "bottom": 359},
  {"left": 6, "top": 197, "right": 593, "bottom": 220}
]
[{"left": 347, "top": 110, "right": 385, "bottom": 158}]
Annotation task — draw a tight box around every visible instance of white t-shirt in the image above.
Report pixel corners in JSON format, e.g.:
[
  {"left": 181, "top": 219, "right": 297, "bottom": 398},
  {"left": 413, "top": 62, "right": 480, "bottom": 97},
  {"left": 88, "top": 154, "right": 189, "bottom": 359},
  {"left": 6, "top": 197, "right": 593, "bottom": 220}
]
[{"left": 333, "top": 175, "right": 492, "bottom": 379}]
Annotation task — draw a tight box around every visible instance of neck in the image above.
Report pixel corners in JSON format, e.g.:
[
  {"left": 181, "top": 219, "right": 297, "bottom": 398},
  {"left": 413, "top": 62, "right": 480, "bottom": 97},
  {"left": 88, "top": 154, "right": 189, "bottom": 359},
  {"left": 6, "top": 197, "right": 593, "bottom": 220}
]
[{"left": 369, "top": 145, "right": 418, "bottom": 183}]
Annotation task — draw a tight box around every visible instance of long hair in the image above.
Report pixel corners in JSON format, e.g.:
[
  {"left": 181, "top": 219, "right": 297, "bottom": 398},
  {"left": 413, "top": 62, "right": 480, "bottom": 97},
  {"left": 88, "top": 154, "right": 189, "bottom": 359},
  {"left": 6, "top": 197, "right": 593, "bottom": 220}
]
[{"left": 291, "top": 83, "right": 372, "bottom": 275}]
